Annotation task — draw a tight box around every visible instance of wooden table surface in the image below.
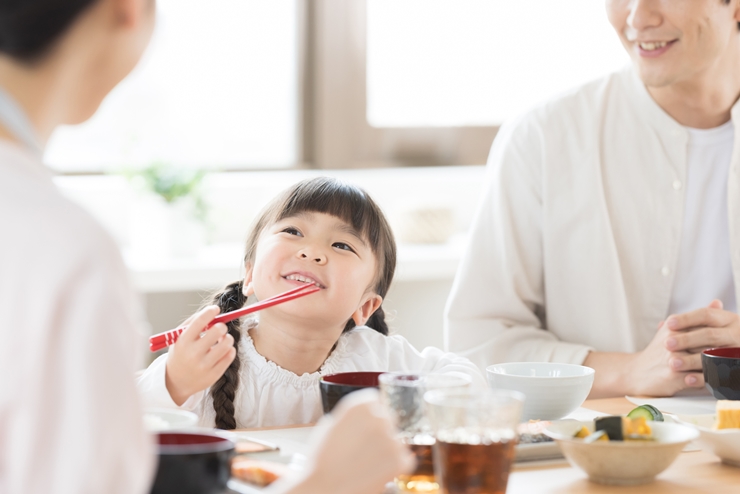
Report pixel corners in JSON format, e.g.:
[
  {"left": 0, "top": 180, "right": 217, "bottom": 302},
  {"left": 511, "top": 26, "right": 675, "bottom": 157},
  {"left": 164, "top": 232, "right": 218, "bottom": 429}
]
[{"left": 506, "top": 398, "right": 740, "bottom": 493}]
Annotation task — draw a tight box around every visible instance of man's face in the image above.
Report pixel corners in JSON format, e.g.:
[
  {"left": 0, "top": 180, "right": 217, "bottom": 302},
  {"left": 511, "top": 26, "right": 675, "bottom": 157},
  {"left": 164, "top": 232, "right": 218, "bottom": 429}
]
[{"left": 606, "top": 0, "right": 740, "bottom": 88}]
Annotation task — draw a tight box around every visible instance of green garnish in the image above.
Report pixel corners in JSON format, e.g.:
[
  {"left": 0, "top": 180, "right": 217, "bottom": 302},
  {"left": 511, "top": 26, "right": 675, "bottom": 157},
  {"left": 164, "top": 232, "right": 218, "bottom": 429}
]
[{"left": 627, "top": 404, "right": 664, "bottom": 422}]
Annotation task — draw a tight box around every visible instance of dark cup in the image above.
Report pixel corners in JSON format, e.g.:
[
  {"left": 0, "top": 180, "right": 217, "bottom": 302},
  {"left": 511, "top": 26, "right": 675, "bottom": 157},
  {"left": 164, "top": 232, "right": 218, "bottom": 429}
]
[
  {"left": 702, "top": 348, "right": 740, "bottom": 400},
  {"left": 320, "top": 371, "right": 384, "bottom": 413},
  {"left": 150, "top": 432, "right": 235, "bottom": 494}
]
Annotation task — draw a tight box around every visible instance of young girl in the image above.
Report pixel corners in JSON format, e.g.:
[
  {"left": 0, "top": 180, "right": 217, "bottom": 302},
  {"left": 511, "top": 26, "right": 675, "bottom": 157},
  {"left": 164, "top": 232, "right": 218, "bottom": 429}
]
[{"left": 137, "top": 177, "right": 484, "bottom": 429}]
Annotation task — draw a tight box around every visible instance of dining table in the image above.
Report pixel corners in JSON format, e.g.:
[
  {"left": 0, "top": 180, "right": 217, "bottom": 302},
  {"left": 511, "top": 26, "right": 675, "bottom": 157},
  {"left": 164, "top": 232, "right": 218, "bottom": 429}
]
[{"left": 230, "top": 397, "right": 740, "bottom": 494}]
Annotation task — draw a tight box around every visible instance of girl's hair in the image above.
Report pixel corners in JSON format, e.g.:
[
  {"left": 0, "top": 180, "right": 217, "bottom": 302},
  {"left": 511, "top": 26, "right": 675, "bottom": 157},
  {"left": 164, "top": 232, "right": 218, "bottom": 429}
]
[
  {"left": 0, "top": 0, "right": 98, "bottom": 62},
  {"left": 209, "top": 176, "right": 397, "bottom": 429}
]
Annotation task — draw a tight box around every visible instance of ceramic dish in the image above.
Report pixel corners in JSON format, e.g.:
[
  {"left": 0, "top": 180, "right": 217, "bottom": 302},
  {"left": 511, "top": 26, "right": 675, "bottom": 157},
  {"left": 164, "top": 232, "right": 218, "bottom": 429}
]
[
  {"left": 151, "top": 431, "right": 235, "bottom": 494},
  {"left": 545, "top": 420, "right": 698, "bottom": 485},
  {"left": 674, "top": 413, "right": 740, "bottom": 467},
  {"left": 319, "top": 371, "right": 383, "bottom": 413},
  {"left": 486, "top": 363, "right": 594, "bottom": 420},
  {"left": 702, "top": 347, "right": 740, "bottom": 400},
  {"left": 143, "top": 408, "right": 199, "bottom": 431}
]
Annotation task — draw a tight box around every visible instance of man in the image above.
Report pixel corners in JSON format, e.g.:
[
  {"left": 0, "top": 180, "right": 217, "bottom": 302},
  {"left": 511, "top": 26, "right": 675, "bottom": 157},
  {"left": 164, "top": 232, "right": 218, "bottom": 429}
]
[{"left": 445, "top": 0, "right": 740, "bottom": 397}]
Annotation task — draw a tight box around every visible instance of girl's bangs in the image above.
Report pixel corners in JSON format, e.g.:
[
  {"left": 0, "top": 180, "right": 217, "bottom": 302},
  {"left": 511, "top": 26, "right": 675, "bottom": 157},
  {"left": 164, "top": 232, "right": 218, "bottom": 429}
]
[{"left": 275, "top": 179, "right": 383, "bottom": 248}]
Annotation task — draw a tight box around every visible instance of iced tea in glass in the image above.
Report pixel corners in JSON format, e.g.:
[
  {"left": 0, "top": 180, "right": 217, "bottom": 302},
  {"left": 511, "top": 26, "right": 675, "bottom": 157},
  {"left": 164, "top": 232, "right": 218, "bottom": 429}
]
[{"left": 424, "top": 388, "right": 524, "bottom": 494}]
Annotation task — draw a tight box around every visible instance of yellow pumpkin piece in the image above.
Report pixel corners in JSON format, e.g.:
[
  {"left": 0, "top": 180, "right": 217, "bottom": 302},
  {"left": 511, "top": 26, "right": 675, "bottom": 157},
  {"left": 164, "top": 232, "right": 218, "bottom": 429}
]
[
  {"left": 574, "top": 426, "right": 591, "bottom": 439},
  {"left": 595, "top": 431, "right": 609, "bottom": 442},
  {"left": 623, "top": 416, "right": 652, "bottom": 438}
]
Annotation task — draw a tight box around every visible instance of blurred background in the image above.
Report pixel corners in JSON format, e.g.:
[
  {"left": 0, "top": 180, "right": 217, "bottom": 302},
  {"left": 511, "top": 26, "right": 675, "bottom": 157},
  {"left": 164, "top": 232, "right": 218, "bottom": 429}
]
[{"left": 51, "top": 0, "right": 627, "bottom": 361}]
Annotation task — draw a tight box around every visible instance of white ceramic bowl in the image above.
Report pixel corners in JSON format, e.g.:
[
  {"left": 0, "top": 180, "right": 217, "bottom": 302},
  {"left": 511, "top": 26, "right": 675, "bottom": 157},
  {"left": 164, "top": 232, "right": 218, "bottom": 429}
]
[
  {"left": 545, "top": 420, "right": 699, "bottom": 485},
  {"left": 143, "top": 408, "right": 199, "bottom": 431},
  {"left": 674, "top": 413, "right": 740, "bottom": 466},
  {"left": 486, "top": 362, "right": 594, "bottom": 420}
]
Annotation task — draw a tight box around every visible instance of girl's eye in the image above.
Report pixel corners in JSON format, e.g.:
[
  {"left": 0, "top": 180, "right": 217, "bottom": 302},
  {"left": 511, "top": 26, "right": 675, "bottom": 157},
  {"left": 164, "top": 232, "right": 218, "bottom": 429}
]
[
  {"left": 333, "top": 242, "right": 355, "bottom": 253},
  {"left": 282, "top": 227, "right": 302, "bottom": 236}
]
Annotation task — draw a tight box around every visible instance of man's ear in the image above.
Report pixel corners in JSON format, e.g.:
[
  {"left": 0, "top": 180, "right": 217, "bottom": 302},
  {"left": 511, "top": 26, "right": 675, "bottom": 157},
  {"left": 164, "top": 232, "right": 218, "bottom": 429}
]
[
  {"left": 242, "top": 264, "right": 255, "bottom": 297},
  {"left": 351, "top": 294, "right": 383, "bottom": 327}
]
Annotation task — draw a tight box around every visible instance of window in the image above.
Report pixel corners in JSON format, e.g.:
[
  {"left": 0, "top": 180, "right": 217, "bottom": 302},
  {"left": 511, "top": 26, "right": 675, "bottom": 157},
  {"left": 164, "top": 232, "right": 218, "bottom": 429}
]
[
  {"left": 45, "top": 0, "right": 299, "bottom": 173},
  {"left": 307, "top": 0, "right": 630, "bottom": 168},
  {"left": 367, "top": 0, "right": 629, "bottom": 127}
]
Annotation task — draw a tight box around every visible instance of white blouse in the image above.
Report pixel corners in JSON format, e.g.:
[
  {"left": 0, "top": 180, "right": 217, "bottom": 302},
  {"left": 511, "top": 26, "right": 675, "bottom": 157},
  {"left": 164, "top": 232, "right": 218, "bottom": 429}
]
[{"left": 137, "top": 325, "right": 486, "bottom": 428}]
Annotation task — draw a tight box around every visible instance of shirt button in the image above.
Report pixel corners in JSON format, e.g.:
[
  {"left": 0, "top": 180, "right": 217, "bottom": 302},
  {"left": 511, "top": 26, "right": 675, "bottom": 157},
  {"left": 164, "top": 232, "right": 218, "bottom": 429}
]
[
  {"left": 661, "top": 266, "right": 671, "bottom": 277},
  {"left": 672, "top": 180, "right": 682, "bottom": 190}
]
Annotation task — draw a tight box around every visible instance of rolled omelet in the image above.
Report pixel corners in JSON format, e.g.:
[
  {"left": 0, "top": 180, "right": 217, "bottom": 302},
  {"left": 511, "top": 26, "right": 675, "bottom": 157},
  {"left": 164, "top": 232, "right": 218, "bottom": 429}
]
[{"left": 716, "top": 400, "right": 740, "bottom": 430}]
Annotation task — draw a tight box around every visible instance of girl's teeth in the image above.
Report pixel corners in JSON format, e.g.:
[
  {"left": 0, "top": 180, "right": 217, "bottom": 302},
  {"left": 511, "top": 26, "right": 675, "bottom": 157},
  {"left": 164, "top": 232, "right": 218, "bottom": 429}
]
[{"left": 286, "top": 274, "right": 320, "bottom": 286}]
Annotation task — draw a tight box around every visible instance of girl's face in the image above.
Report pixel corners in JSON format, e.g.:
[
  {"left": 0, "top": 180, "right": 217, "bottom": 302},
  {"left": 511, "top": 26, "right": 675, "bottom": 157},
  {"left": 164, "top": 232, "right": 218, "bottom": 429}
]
[{"left": 245, "top": 212, "right": 383, "bottom": 329}]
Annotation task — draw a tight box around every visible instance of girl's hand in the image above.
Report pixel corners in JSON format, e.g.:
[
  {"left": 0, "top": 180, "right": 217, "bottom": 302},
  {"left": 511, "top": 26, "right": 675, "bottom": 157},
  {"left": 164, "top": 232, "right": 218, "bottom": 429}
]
[{"left": 164, "top": 306, "right": 237, "bottom": 406}]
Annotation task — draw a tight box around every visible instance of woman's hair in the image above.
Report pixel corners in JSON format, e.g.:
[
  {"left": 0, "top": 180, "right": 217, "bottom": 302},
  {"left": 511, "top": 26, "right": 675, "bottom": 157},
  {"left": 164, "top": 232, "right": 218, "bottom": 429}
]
[
  {"left": 0, "top": 0, "right": 98, "bottom": 62},
  {"left": 209, "top": 176, "right": 397, "bottom": 429}
]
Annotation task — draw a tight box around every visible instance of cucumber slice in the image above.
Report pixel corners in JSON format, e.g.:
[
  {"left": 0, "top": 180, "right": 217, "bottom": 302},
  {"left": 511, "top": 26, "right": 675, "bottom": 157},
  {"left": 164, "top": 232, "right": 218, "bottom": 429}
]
[{"left": 627, "top": 404, "right": 664, "bottom": 422}]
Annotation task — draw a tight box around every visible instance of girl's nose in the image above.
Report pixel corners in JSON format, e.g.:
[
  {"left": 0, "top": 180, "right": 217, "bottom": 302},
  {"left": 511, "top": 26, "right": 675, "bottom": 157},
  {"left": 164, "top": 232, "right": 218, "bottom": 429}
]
[{"left": 298, "top": 249, "right": 327, "bottom": 265}]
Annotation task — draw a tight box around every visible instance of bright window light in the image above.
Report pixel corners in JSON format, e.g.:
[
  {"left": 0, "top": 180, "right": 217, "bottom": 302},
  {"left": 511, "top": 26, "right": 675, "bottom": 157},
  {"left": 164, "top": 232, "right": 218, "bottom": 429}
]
[
  {"left": 367, "top": 0, "right": 629, "bottom": 127},
  {"left": 45, "top": 0, "right": 298, "bottom": 173}
]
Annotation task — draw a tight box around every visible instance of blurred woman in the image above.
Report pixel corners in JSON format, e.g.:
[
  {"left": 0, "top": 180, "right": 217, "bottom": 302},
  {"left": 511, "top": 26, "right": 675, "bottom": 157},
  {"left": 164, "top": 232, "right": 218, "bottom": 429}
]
[{"left": 0, "top": 1, "right": 411, "bottom": 493}]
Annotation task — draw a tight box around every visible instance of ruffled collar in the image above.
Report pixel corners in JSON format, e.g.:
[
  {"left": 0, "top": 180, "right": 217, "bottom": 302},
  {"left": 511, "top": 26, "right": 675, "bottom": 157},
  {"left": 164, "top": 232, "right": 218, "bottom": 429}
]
[{"left": 238, "top": 319, "right": 352, "bottom": 389}]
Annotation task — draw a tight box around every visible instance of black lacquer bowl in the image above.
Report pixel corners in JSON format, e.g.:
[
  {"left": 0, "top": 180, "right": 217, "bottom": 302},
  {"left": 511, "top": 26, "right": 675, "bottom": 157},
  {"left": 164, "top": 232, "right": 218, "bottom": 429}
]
[
  {"left": 320, "top": 371, "right": 384, "bottom": 413},
  {"left": 150, "top": 431, "right": 235, "bottom": 494},
  {"left": 702, "top": 348, "right": 740, "bottom": 400}
]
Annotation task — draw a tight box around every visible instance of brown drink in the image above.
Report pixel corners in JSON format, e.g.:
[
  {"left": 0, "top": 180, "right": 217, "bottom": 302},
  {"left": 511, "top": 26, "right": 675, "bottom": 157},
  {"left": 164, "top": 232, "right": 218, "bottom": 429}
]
[
  {"left": 433, "top": 439, "right": 516, "bottom": 494},
  {"left": 396, "top": 442, "right": 438, "bottom": 492}
]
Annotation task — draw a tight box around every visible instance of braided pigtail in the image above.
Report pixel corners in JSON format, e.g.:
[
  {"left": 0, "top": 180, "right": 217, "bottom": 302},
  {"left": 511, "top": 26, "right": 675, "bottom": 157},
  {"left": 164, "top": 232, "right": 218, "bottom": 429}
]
[
  {"left": 209, "top": 280, "right": 246, "bottom": 429},
  {"left": 365, "top": 306, "right": 389, "bottom": 336}
]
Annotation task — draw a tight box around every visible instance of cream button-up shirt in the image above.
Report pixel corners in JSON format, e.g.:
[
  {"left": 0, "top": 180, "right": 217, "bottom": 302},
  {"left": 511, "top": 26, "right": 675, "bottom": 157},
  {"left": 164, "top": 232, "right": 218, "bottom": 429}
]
[{"left": 444, "top": 67, "right": 740, "bottom": 370}]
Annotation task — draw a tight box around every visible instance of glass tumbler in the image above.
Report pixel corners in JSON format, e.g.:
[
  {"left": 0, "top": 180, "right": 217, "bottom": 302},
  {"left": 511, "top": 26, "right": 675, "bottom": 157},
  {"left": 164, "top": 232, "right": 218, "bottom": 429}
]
[
  {"left": 379, "top": 373, "right": 472, "bottom": 493},
  {"left": 424, "top": 388, "right": 524, "bottom": 494}
]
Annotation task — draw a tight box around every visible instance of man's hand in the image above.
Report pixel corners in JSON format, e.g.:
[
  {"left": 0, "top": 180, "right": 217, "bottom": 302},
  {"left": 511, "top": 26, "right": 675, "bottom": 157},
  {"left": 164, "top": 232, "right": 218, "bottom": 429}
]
[
  {"left": 662, "top": 299, "right": 740, "bottom": 385},
  {"left": 584, "top": 300, "right": 736, "bottom": 397}
]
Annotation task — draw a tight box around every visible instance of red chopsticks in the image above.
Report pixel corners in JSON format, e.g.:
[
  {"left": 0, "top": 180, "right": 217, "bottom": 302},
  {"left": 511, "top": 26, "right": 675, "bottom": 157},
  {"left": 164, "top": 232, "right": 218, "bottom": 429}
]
[{"left": 148, "top": 284, "right": 321, "bottom": 352}]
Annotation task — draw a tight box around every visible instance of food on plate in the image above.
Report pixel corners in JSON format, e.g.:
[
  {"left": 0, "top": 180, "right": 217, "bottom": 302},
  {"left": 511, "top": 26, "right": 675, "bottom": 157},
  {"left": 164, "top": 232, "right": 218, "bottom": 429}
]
[
  {"left": 231, "top": 458, "right": 291, "bottom": 487},
  {"left": 573, "top": 426, "right": 592, "bottom": 439},
  {"left": 573, "top": 416, "right": 654, "bottom": 442},
  {"left": 716, "top": 400, "right": 740, "bottom": 430},
  {"left": 627, "top": 404, "right": 664, "bottom": 422},
  {"left": 518, "top": 420, "right": 554, "bottom": 444}
]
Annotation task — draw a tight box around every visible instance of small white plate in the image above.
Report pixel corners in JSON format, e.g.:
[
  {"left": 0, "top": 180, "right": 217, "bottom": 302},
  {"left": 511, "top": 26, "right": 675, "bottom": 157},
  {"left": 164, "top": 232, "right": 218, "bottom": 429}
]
[{"left": 674, "top": 414, "right": 740, "bottom": 467}]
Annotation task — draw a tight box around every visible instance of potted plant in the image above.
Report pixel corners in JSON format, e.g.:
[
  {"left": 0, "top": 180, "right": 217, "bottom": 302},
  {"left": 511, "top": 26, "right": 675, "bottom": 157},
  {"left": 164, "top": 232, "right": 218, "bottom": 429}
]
[{"left": 125, "top": 163, "right": 209, "bottom": 258}]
